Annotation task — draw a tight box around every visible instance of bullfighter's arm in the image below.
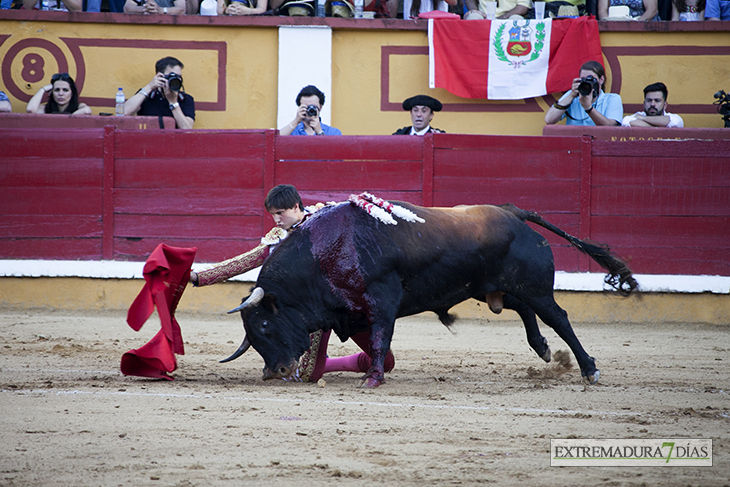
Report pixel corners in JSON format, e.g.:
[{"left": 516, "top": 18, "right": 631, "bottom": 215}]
[{"left": 193, "top": 227, "right": 287, "bottom": 287}]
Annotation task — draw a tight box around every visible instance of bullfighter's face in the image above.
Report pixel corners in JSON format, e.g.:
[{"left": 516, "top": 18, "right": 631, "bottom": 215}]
[
  {"left": 242, "top": 298, "right": 311, "bottom": 381},
  {"left": 269, "top": 204, "right": 304, "bottom": 231}
]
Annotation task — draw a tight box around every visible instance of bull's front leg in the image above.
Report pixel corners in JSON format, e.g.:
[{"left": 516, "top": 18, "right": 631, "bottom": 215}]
[
  {"left": 360, "top": 276, "right": 401, "bottom": 388},
  {"left": 361, "top": 323, "right": 394, "bottom": 388}
]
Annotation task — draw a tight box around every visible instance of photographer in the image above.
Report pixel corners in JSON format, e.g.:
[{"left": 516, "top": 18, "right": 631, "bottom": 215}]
[
  {"left": 545, "top": 60, "right": 623, "bottom": 127},
  {"left": 279, "top": 85, "right": 341, "bottom": 136},
  {"left": 124, "top": 56, "right": 195, "bottom": 129}
]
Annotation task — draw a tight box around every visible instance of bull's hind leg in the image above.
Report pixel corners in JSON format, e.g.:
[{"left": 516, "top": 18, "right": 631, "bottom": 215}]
[
  {"left": 525, "top": 296, "right": 599, "bottom": 384},
  {"left": 502, "top": 294, "right": 551, "bottom": 363}
]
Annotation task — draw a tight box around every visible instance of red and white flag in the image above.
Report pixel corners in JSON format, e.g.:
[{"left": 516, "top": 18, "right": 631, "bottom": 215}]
[{"left": 428, "top": 17, "right": 602, "bottom": 100}]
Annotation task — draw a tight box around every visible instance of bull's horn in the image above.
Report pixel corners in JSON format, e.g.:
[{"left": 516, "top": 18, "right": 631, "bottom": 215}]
[
  {"left": 226, "top": 287, "right": 264, "bottom": 314},
  {"left": 219, "top": 336, "right": 250, "bottom": 363}
]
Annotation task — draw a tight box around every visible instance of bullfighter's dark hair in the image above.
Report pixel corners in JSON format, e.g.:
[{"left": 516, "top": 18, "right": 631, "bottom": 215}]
[
  {"left": 643, "top": 82, "right": 668, "bottom": 101},
  {"left": 580, "top": 60, "right": 606, "bottom": 91},
  {"left": 265, "top": 184, "right": 304, "bottom": 212},
  {"left": 155, "top": 56, "right": 184, "bottom": 74},
  {"left": 45, "top": 74, "right": 81, "bottom": 114},
  {"left": 296, "top": 85, "right": 325, "bottom": 107}
]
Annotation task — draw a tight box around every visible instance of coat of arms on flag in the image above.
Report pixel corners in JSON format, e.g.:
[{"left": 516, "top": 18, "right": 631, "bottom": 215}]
[
  {"left": 428, "top": 17, "right": 603, "bottom": 101},
  {"left": 497, "top": 20, "right": 546, "bottom": 66}
]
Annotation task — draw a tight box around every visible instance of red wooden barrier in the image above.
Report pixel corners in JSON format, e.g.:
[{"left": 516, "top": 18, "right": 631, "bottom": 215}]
[
  {"left": 1, "top": 127, "right": 728, "bottom": 276},
  {"left": 0, "top": 113, "right": 176, "bottom": 130}
]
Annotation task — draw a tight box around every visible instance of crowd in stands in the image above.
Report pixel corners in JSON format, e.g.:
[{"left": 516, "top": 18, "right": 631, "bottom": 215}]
[
  {"left": 0, "top": 57, "right": 685, "bottom": 132},
  {"left": 2, "top": 0, "right": 728, "bottom": 19}
]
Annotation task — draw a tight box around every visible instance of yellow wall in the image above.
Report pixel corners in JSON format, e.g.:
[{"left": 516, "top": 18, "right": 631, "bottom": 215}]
[
  {"left": 1, "top": 18, "right": 729, "bottom": 134},
  {"left": 1, "top": 277, "right": 728, "bottom": 325}
]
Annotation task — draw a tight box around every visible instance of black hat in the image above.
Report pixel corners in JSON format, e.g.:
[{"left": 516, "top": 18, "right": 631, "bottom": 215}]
[{"left": 402, "top": 95, "right": 442, "bottom": 112}]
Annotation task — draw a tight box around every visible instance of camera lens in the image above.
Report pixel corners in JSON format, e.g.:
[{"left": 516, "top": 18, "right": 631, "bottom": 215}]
[
  {"left": 166, "top": 74, "right": 182, "bottom": 92},
  {"left": 578, "top": 81, "right": 592, "bottom": 97},
  {"left": 169, "top": 79, "right": 181, "bottom": 92},
  {"left": 306, "top": 105, "right": 318, "bottom": 117}
]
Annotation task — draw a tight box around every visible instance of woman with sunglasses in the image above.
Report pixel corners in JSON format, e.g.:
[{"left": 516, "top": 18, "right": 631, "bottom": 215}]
[{"left": 26, "top": 73, "right": 92, "bottom": 115}]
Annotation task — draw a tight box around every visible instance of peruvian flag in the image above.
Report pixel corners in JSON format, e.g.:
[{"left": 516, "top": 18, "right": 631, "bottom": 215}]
[{"left": 428, "top": 17, "right": 602, "bottom": 100}]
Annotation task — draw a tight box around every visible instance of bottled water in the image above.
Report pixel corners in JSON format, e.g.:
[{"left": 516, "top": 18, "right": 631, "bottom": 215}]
[
  {"left": 317, "top": 0, "right": 325, "bottom": 17},
  {"left": 115, "top": 88, "right": 125, "bottom": 116},
  {"left": 354, "top": 0, "right": 363, "bottom": 18}
]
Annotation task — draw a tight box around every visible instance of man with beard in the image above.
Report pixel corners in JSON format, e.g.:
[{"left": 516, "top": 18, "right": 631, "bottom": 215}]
[
  {"left": 393, "top": 95, "right": 446, "bottom": 135},
  {"left": 622, "top": 82, "right": 684, "bottom": 128}
]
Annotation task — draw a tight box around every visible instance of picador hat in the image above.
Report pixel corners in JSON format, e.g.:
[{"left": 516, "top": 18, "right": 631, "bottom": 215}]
[{"left": 402, "top": 94, "right": 442, "bottom": 112}]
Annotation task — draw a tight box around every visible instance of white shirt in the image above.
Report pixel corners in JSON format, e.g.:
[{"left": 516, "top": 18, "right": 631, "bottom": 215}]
[
  {"left": 621, "top": 110, "right": 684, "bottom": 128},
  {"left": 411, "top": 125, "right": 432, "bottom": 135},
  {"left": 402, "top": 0, "right": 448, "bottom": 19}
]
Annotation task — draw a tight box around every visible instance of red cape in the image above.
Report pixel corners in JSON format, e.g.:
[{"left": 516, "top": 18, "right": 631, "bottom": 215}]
[{"left": 121, "top": 244, "right": 196, "bottom": 380}]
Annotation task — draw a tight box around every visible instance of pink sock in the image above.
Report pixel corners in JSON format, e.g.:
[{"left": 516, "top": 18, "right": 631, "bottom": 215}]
[{"left": 323, "top": 353, "right": 365, "bottom": 374}]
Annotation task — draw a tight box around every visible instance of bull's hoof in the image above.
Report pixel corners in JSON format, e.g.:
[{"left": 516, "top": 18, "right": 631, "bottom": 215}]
[
  {"left": 359, "top": 371, "right": 384, "bottom": 388},
  {"left": 581, "top": 369, "right": 600, "bottom": 385},
  {"left": 540, "top": 344, "right": 552, "bottom": 363},
  {"left": 360, "top": 377, "right": 382, "bottom": 388}
]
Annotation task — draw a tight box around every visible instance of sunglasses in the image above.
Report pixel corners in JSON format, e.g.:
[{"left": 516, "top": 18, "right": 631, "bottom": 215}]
[{"left": 51, "top": 72, "right": 71, "bottom": 82}]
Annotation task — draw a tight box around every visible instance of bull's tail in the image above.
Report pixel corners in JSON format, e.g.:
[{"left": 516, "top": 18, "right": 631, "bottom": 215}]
[{"left": 499, "top": 203, "right": 638, "bottom": 296}]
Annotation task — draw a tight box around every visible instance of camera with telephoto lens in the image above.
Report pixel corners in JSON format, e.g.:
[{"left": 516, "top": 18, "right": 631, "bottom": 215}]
[
  {"left": 306, "top": 105, "right": 319, "bottom": 117},
  {"left": 165, "top": 73, "right": 183, "bottom": 92},
  {"left": 578, "top": 75, "right": 600, "bottom": 98},
  {"left": 713, "top": 90, "right": 730, "bottom": 128}
]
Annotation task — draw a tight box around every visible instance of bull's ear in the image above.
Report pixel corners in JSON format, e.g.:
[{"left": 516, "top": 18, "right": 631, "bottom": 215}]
[{"left": 263, "top": 293, "right": 278, "bottom": 315}]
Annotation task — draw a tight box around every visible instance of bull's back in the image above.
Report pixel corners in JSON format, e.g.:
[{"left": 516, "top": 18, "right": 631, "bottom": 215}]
[{"left": 368, "top": 202, "right": 526, "bottom": 315}]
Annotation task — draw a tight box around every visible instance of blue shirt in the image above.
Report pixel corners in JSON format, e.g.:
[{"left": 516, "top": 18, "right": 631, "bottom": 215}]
[
  {"left": 0, "top": 91, "right": 8, "bottom": 102},
  {"left": 291, "top": 122, "right": 342, "bottom": 136},
  {"left": 706, "top": 0, "right": 730, "bottom": 19},
  {"left": 563, "top": 91, "right": 623, "bottom": 126}
]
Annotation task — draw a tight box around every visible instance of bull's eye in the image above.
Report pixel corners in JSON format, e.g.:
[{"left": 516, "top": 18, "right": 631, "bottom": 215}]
[{"left": 261, "top": 320, "right": 268, "bottom": 331}]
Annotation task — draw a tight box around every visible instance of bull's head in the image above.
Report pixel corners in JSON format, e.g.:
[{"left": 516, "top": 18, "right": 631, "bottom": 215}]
[{"left": 223, "top": 287, "right": 311, "bottom": 381}]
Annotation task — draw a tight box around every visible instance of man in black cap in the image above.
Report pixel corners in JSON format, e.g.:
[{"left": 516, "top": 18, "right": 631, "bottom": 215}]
[{"left": 393, "top": 94, "right": 445, "bottom": 135}]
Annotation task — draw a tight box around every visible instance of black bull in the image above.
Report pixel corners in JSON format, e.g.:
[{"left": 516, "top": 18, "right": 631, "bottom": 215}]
[{"left": 224, "top": 201, "right": 637, "bottom": 387}]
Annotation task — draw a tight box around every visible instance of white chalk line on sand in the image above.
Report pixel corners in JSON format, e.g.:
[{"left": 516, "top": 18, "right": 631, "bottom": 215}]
[{"left": 1, "top": 386, "right": 643, "bottom": 418}]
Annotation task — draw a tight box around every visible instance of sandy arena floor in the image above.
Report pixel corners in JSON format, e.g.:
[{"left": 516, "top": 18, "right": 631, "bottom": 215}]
[{"left": 1, "top": 308, "right": 728, "bottom": 486}]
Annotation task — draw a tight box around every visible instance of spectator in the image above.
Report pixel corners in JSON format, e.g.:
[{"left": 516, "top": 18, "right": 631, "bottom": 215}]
[
  {"left": 0, "top": 91, "right": 11, "bottom": 113},
  {"left": 671, "top": 0, "right": 705, "bottom": 19},
  {"left": 217, "top": 0, "right": 273, "bottom": 15},
  {"left": 705, "top": 0, "right": 729, "bottom": 19},
  {"left": 402, "top": 0, "right": 458, "bottom": 18},
  {"left": 545, "top": 60, "right": 623, "bottom": 126},
  {"left": 86, "top": 0, "right": 126, "bottom": 11},
  {"left": 622, "top": 82, "right": 684, "bottom": 127},
  {"left": 393, "top": 95, "right": 446, "bottom": 135},
  {"left": 191, "top": 184, "right": 395, "bottom": 383},
  {"left": 124, "top": 56, "right": 195, "bottom": 129},
  {"left": 279, "top": 85, "right": 342, "bottom": 136},
  {"left": 124, "top": 0, "right": 185, "bottom": 14},
  {"left": 598, "top": 0, "right": 660, "bottom": 20},
  {"left": 465, "top": 0, "right": 531, "bottom": 19},
  {"left": 541, "top": 0, "right": 588, "bottom": 17},
  {"left": 26, "top": 73, "right": 92, "bottom": 115},
  {"left": 22, "top": 0, "right": 82, "bottom": 10}
]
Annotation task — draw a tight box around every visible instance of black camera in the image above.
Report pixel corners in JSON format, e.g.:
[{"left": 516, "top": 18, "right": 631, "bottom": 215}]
[
  {"left": 305, "top": 105, "right": 318, "bottom": 117},
  {"left": 165, "top": 73, "right": 183, "bottom": 92},
  {"left": 713, "top": 90, "right": 730, "bottom": 128},
  {"left": 578, "top": 75, "right": 600, "bottom": 98}
]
